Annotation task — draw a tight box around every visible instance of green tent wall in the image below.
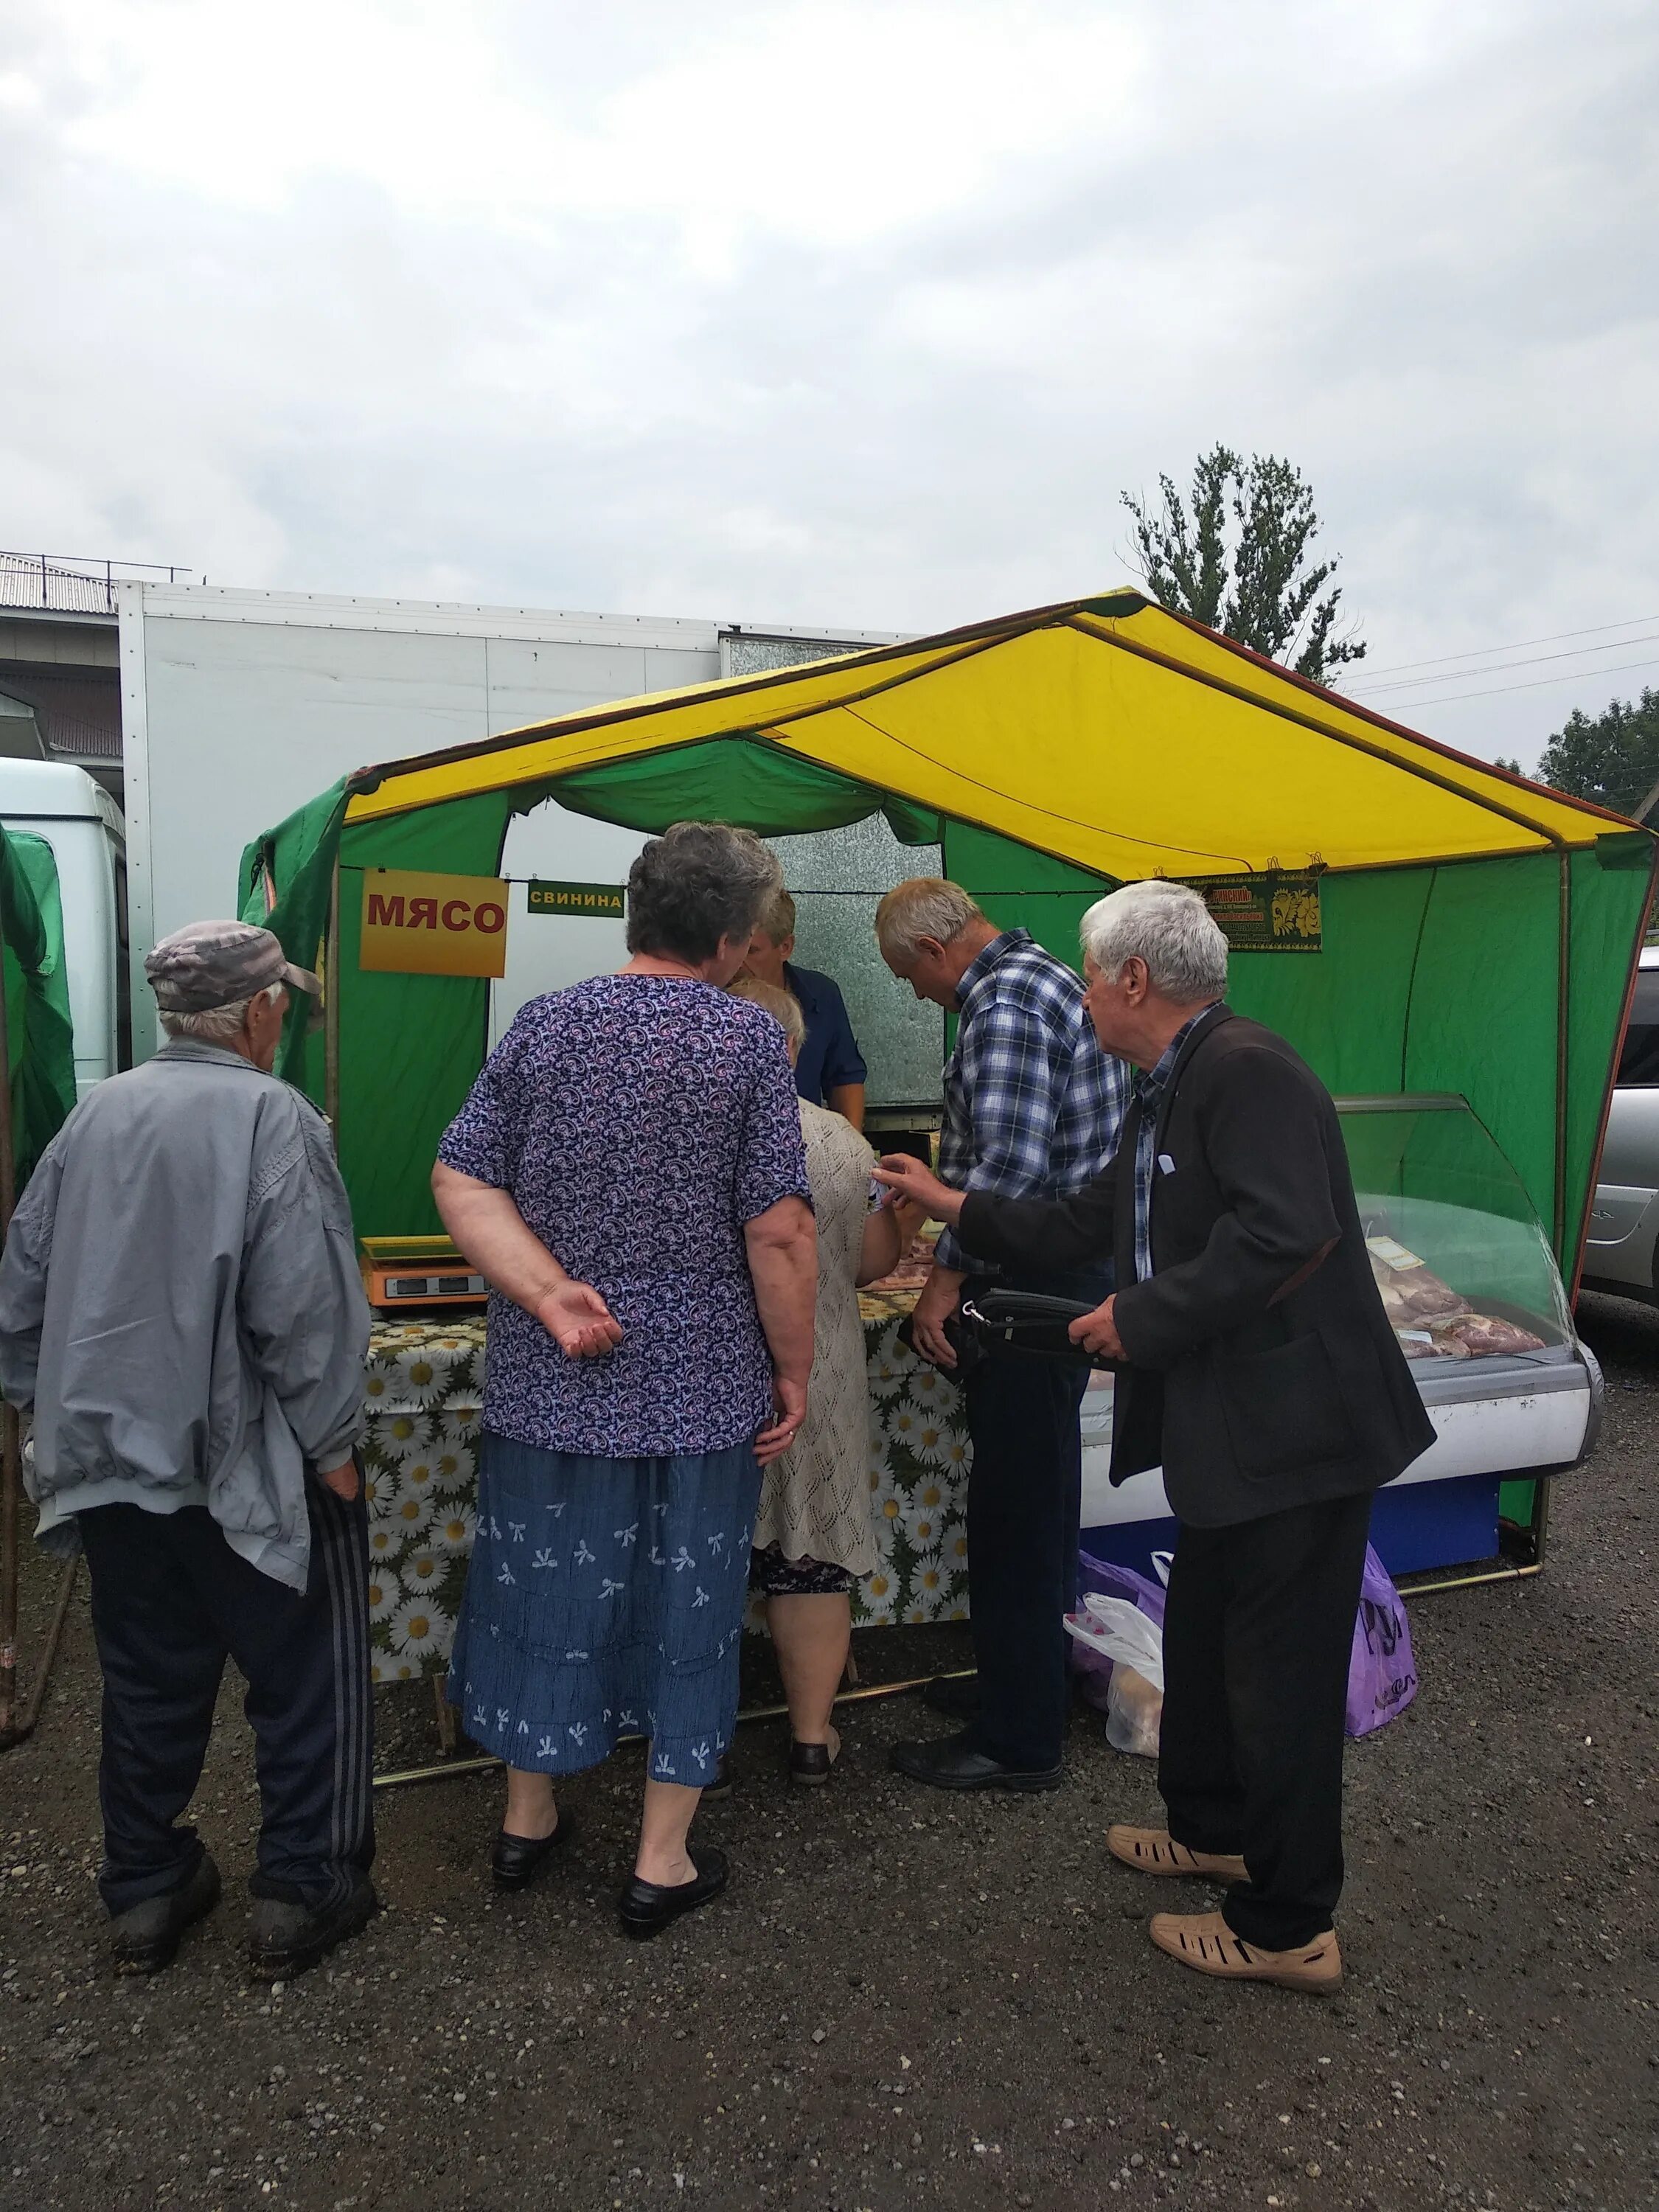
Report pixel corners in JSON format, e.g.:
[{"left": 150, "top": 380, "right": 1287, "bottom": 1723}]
[{"left": 241, "top": 745, "right": 1654, "bottom": 1281}]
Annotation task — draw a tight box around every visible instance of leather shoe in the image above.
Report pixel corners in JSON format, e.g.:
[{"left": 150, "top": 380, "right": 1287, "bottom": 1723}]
[
  {"left": 492, "top": 1813, "right": 575, "bottom": 1891},
  {"left": 617, "top": 1846, "right": 729, "bottom": 1940},
  {"left": 248, "top": 1874, "right": 379, "bottom": 1982},
  {"left": 888, "top": 1731, "right": 1062, "bottom": 1792},
  {"left": 788, "top": 1731, "right": 841, "bottom": 1787},
  {"left": 922, "top": 1673, "right": 981, "bottom": 1721},
  {"left": 110, "top": 1851, "right": 222, "bottom": 1976}
]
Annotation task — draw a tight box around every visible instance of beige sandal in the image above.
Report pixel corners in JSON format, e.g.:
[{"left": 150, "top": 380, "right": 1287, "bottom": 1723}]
[
  {"left": 1107, "top": 1824, "right": 1247, "bottom": 1883},
  {"left": 1150, "top": 1909, "right": 1343, "bottom": 1994}
]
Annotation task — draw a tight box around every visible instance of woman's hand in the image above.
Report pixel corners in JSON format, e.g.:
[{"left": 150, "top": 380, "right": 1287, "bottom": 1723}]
[
  {"left": 754, "top": 1376, "right": 808, "bottom": 1464},
  {"left": 872, "top": 1154, "right": 964, "bottom": 1224},
  {"left": 533, "top": 1281, "right": 623, "bottom": 1359}
]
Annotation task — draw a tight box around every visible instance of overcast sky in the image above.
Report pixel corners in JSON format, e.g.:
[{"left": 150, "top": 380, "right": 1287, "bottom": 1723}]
[{"left": 3, "top": 0, "right": 1656, "bottom": 768}]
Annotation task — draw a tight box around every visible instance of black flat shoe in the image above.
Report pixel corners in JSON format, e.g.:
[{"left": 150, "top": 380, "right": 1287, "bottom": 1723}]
[
  {"left": 617, "top": 1846, "right": 729, "bottom": 1940},
  {"left": 701, "top": 1757, "right": 734, "bottom": 1801},
  {"left": 491, "top": 1815, "right": 574, "bottom": 1891},
  {"left": 110, "top": 1851, "right": 222, "bottom": 1976},
  {"left": 922, "top": 1673, "right": 981, "bottom": 1721},
  {"left": 248, "top": 1874, "right": 379, "bottom": 1982},
  {"left": 888, "top": 1731, "right": 1063, "bottom": 1793},
  {"left": 788, "top": 1730, "right": 841, "bottom": 1787}
]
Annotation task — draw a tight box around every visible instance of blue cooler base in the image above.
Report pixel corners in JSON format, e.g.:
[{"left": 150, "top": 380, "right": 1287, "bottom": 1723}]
[
  {"left": 1080, "top": 1474, "right": 1503, "bottom": 1585},
  {"left": 1366, "top": 1475, "right": 1500, "bottom": 1577}
]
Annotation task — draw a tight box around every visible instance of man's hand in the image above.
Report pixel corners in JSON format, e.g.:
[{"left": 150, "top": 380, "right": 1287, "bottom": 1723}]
[
  {"left": 872, "top": 1154, "right": 964, "bottom": 1224},
  {"left": 909, "top": 1263, "right": 965, "bottom": 1369},
  {"left": 534, "top": 1280, "right": 623, "bottom": 1359},
  {"left": 318, "top": 1458, "right": 360, "bottom": 1502},
  {"left": 754, "top": 1376, "right": 808, "bottom": 1465},
  {"left": 1068, "top": 1293, "right": 1125, "bottom": 1362}
]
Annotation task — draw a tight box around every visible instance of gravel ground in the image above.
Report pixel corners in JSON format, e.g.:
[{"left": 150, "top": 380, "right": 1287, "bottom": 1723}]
[{"left": 3, "top": 1294, "right": 1656, "bottom": 2212}]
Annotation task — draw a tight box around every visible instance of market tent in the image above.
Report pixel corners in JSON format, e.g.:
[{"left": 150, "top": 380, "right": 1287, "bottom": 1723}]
[
  {"left": 240, "top": 588, "right": 1655, "bottom": 1270},
  {"left": 0, "top": 823, "right": 77, "bottom": 1191}
]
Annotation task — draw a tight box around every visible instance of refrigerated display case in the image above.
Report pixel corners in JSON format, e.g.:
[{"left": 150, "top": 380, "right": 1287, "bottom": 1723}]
[{"left": 1079, "top": 1095, "right": 1603, "bottom": 1585}]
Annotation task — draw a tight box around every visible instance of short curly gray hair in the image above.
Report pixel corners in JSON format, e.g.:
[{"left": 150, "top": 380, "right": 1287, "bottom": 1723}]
[
  {"left": 729, "top": 975, "right": 807, "bottom": 1055},
  {"left": 873, "top": 878, "right": 984, "bottom": 962},
  {"left": 625, "top": 822, "right": 784, "bottom": 964},
  {"left": 1080, "top": 881, "right": 1228, "bottom": 1004}
]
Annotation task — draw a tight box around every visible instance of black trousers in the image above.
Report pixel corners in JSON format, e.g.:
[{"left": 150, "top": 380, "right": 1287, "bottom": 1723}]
[
  {"left": 79, "top": 1484, "right": 375, "bottom": 1918},
  {"left": 1158, "top": 1491, "right": 1371, "bottom": 1950},
  {"left": 961, "top": 1350, "right": 1091, "bottom": 1770}
]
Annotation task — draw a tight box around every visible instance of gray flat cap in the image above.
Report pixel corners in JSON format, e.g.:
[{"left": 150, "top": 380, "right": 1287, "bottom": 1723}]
[{"left": 145, "top": 920, "right": 322, "bottom": 1014}]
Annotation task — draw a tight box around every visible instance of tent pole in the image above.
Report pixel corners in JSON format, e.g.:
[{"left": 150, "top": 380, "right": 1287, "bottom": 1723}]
[
  {"left": 1554, "top": 849, "right": 1571, "bottom": 1262},
  {"left": 325, "top": 854, "right": 341, "bottom": 1137},
  {"left": 0, "top": 905, "right": 19, "bottom": 1747}
]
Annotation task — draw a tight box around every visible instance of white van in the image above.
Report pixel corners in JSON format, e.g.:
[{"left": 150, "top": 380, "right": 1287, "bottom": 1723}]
[
  {"left": 0, "top": 759, "right": 126, "bottom": 1095},
  {"left": 1581, "top": 943, "right": 1659, "bottom": 1302}
]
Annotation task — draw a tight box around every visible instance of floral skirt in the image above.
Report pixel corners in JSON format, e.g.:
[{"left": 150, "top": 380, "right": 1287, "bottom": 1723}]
[{"left": 449, "top": 1431, "right": 761, "bottom": 1785}]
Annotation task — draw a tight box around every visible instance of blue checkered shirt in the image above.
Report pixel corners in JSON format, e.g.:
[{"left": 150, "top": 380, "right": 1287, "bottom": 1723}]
[
  {"left": 1130, "top": 1009, "right": 1214, "bottom": 1283},
  {"left": 936, "top": 929, "right": 1130, "bottom": 1273}
]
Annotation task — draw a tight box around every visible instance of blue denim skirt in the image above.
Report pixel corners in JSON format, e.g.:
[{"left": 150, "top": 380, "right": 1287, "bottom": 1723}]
[{"left": 448, "top": 1431, "right": 761, "bottom": 1785}]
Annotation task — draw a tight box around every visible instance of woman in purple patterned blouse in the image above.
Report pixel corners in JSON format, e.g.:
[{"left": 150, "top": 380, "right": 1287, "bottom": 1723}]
[{"left": 433, "top": 824, "right": 815, "bottom": 1938}]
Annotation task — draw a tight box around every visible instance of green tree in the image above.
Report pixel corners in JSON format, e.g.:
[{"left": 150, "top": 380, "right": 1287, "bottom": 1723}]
[
  {"left": 1535, "top": 689, "right": 1659, "bottom": 818},
  {"left": 1121, "top": 445, "right": 1366, "bottom": 683}
]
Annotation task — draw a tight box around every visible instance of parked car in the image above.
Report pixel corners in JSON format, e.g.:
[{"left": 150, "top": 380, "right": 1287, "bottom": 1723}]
[{"left": 1580, "top": 945, "right": 1659, "bottom": 1302}]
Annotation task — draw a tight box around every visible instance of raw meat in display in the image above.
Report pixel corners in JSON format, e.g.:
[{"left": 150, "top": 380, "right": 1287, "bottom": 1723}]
[
  {"left": 1367, "top": 1239, "right": 1546, "bottom": 1360},
  {"left": 1434, "top": 1312, "right": 1546, "bottom": 1357}
]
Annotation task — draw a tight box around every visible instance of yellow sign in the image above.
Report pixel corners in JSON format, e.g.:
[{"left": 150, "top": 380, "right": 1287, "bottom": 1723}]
[{"left": 358, "top": 869, "right": 509, "bottom": 978}]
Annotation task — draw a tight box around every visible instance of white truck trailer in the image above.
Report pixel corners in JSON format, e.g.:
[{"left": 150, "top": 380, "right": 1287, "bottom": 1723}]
[{"left": 115, "top": 582, "right": 928, "bottom": 1082}]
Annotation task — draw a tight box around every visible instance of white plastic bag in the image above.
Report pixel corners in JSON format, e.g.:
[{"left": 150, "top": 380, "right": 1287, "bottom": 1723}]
[
  {"left": 1063, "top": 1593, "right": 1165, "bottom": 1757},
  {"left": 1105, "top": 1663, "right": 1163, "bottom": 1758},
  {"left": 1065, "top": 1593, "right": 1165, "bottom": 1685}
]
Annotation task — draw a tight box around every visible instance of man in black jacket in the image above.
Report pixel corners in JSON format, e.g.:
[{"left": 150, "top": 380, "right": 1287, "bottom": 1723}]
[{"left": 876, "top": 880, "right": 1433, "bottom": 1994}]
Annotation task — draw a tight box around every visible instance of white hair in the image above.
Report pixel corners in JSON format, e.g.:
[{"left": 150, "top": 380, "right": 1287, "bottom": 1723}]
[
  {"left": 1080, "top": 881, "right": 1228, "bottom": 1004},
  {"left": 729, "top": 975, "right": 807, "bottom": 1056},
  {"left": 159, "top": 981, "right": 283, "bottom": 1043},
  {"left": 874, "top": 878, "right": 985, "bottom": 962}
]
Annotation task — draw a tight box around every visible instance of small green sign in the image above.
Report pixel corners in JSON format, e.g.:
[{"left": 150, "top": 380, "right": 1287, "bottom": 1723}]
[
  {"left": 527, "top": 880, "right": 626, "bottom": 919},
  {"left": 1189, "top": 872, "right": 1323, "bottom": 953}
]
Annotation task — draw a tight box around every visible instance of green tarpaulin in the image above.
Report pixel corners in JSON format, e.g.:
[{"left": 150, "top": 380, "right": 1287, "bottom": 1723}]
[
  {"left": 239, "top": 595, "right": 1656, "bottom": 1281},
  {"left": 0, "top": 824, "right": 77, "bottom": 1190}
]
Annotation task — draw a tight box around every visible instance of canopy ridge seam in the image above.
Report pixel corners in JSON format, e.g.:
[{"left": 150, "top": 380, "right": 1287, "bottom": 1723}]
[
  {"left": 346, "top": 609, "right": 1115, "bottom": 810},
  {"left": 1148, "top": 607, "right": 1646, "bottom": 835},
  {"left": 1066, "top": 616, "right": 1573, "bottom": 854},
  {"left": 345, "top": 635, "right": 1018, "bottom": 823},
  {"left": 806, "top": 702, "right": 1253, "bottom": 874}
]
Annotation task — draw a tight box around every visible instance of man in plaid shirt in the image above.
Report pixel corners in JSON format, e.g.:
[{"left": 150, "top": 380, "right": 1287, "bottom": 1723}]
[{"left": 874, "top": 879, "right": 1129, "bottom": 1790}]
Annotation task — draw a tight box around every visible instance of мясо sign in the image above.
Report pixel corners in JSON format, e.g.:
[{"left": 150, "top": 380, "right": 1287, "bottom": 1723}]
[{"left": 358, "top": 869, "right": 509, "bottom": 978}]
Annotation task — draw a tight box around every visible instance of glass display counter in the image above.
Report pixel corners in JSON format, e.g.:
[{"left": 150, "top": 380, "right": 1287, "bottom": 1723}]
[{"left": 1079, "top": 1095, "right": 1601, "bottom": 1581}]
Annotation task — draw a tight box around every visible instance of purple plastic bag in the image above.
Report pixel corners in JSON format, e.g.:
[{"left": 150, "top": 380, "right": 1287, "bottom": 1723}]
[
  {"left": 1347, "top": 1545, "right": 1419, "bottom": 1737},
  {"left": 1074, "top": 1543, "right": 1416, "bottom": 1739},
  {"left": 1071, "top": 1551, "right": 1166, "bottom": 1716}
]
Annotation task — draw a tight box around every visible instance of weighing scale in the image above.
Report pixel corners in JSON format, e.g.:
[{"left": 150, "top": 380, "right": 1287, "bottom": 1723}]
[{"left": 359, "top": 1235, "right": 487, "bottom": 1311}]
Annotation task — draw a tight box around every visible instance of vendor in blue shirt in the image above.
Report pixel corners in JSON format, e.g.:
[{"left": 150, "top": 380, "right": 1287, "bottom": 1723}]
[{"left": 742, "top": 889, "right": 868, "bottom": 1130}]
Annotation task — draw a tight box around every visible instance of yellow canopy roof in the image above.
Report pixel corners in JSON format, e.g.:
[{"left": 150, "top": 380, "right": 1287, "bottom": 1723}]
[{"left": 344, "top": 591, "right": 1630, "bottom": 876}]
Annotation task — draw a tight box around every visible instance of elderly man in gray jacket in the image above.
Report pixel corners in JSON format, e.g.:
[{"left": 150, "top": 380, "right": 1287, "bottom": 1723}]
[{"left": 0, "top": 920, "right": 375, "bottom": 1980}]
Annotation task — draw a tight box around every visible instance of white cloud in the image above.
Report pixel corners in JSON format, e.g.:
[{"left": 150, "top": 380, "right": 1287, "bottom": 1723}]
[{"left": 2, "top": 0, "right": 1656, "bottom": 767}]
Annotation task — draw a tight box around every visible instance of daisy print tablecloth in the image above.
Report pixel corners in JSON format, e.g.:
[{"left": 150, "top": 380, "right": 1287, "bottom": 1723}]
[
  {"left": 851, "top": 1290, "right": 970, "bottom": 1627},
  {"left": 364, "top": 1298, "right": 969, "bottom": 1684},
  {"left": 361, "top": 1318, "right": 487, "bottom": 1686}
]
